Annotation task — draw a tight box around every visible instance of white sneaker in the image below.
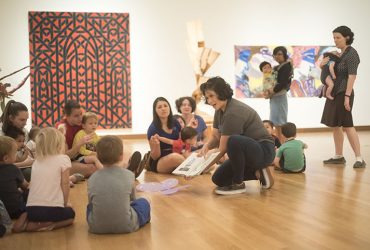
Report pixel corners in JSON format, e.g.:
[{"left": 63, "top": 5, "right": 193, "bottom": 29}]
[{"left": 259, "top": 168, "right": 274, "bottom": 189}]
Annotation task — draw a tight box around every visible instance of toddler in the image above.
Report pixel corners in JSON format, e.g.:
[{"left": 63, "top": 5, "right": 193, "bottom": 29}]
[
  {"left": 87, "top": 135, "right": 151, "bottom": 234},
  {"left": 259, "top": 61, "right": 276, "bottom": 98},
  {"left": 0, "top": 136, "right": 29, "bottom": 219},
  {"left": 263, "top": 120, "right": 281, "bottom": 149},
  {"left": 25, "top": 126, "right": 41, "bottom": 158},
  {"left": 0, "top": 200, "right": 12, "bottom": 237},
  {"left": 12, "top": 127, "right": 75, "bottom": 233},
  {"left": 173, "top": 114, "right": 186, "bottom": 129},
  {"left": 273, "top": 122, "right": 307, "bottom": 173},
  {"left": 5, "top": 126, "right": 33, "bottom": 181},
  {"left": 320, "top": 52, "right": 340, "bottom": 100},
  {"left": 72, "top": 112, "right": 103, "bottom": 169},
  {"left": 155, "top": 126, "right": 198, "bottom": 158}
]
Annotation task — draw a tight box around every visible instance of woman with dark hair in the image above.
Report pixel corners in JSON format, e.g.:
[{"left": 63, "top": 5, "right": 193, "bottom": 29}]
[
  {"left": 267, "top": 46, "right": 293, "bottom": 142},
  {"left": 146, "top": 97, "right": 185, "bottom": 173},
  {"left": 0, "top": 100, "right": 29, "bottom": 139},
  {"left": 0, "top": 100, "right": 32, "bottom": 180},
  {"left": 175, "top": 96, "right": 207, "bottom": 144},
  {"left": 199, "top": 77, "right": 275, "bottom": 195},
  {"left": 321, "top": 26, "right": 365, "bottom": 168}
]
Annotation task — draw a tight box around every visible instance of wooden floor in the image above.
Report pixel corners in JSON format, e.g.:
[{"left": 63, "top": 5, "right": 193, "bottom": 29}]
[{"left": 2, "top": 131, "right": 370, "bottom": 250}]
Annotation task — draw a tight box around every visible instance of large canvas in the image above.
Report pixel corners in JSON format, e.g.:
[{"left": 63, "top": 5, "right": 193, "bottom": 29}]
[
  {"left": 234, "top": 46, "right": 336, "bottom": 98},
  {"left": 29, "top": 12, "right": 131, "bottom": 128}
]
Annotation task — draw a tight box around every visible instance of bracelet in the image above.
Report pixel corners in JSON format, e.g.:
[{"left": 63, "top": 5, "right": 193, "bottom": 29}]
[{"left": 345, "top": 94, "right": 351, "bottom": 98}]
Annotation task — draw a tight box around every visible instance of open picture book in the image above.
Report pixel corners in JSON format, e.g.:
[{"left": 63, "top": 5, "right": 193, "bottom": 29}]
[{"left": 172, "top": 151, "right": 219, "bottom": 177}]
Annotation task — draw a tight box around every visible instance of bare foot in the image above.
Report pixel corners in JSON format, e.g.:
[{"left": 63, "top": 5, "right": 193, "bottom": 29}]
[
  {"left": 26, "top": 221, "right": 55, "bottom": 232},
  {"left": 12, "top": 212, "right": 28, "bottom": 233},
  {"left": 326, "top": 85, "right": 334, "bottom": 100}
]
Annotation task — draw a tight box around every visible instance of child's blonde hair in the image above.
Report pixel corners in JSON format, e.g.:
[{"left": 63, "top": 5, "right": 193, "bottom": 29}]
[
  {"left": 0, "top": 136, "right": 16, "bottom": 161},
  {"left": 35, "top": 127, "right": 66, "bottom": 158},
  {"left": 82, "top": 112, "right": 98, "bottom": 124},
  {"left": 96, "top": 135, "right": 123, "bottom": 165}
]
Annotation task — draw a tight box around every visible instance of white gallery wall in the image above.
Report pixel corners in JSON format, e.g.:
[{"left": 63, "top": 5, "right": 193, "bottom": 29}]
[{"left": 0, "top": 0, "right": 369, "bottom": 133}]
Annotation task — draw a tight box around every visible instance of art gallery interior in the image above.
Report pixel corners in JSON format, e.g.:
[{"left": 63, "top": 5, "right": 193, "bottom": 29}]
[{"left": 1, "top": 0, "right": 369, "bottom": 249}]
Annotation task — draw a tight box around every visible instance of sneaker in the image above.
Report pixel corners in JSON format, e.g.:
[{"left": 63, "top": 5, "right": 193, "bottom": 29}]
[
  {"left": 353, "top": 160, "right": 366, "bottom": 168},
  {"left": 142, "top": 151, "right": 152, "bottom": 171},
  {"left": 127, "top": 151, "right": 142, "bottom": 175},
  {"left": 323, "top": 157, "right": 346, "bottom": 164},
  {"left": 214, "top": 182, "right": 246, "bottom": 195},
  {"left": 135, "top": 152, "right": 150, "bottom": 178},
  {"left": 259, "top": 167, "right": 274, "bottom": 189}
]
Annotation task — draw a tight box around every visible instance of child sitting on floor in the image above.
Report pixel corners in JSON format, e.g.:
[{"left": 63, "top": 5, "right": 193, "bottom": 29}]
[
  {"left": 273, "top": 122, "right": 307, "bottom": 173},
  {"left": 72, "top": 112, "right": 103, "bottom": 169},
  {"left": 87, "top": 135, "right": 151, "bottom": 234},
  {"left": 12, "top": 127, "right": 76, "bottom": 233},
  {"left": 0, "top": 136, "right": 29, "bottom": 219},
  {"left": 25, "top": 126, "right": 40, "bottom": 158},
  {"left": 4, "top": 126, "right": 34, "bottom": 182},
  {"left": 154, "top": 126, "right": 198, "bottom": 158},
  {"left": 0, "top": 200, "right": 12, "bottom": 237},
  {"left": 263, "top": 120, "right": 281, "bottom": 149},
  {"left": 173, "top": 114, "right": 186, "bottom": 129}
]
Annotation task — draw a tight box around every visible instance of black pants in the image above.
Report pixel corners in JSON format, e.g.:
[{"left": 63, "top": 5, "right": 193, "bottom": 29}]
[{"left": 212, "top": 135, "right": 275, "bottom": 186}]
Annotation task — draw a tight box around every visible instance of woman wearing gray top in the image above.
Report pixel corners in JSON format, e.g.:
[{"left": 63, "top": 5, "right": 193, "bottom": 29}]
[
  {"left": 321, "top": 26, "right": 366, "bottom": 168},
  {"left": 199, "top": 77, "right": 275, "bottom": 195}
]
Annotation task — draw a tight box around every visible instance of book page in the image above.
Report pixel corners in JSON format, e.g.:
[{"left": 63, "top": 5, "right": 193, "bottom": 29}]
[{"left": 172, "top": 151, "right": 219, "bottom": 177}]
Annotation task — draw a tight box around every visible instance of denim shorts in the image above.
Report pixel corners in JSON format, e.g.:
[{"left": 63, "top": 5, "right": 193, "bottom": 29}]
[{"left": 131, "top": 198, "right": 151, "bottom": 227}]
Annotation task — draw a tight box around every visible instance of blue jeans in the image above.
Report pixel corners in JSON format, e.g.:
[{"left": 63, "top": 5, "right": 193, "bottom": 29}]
[
  {"left": 212, "top": 135, "right": 275, "bottom": 186},
  {"left": 131, "top": 198, "right": 151, "bottom": 227}
]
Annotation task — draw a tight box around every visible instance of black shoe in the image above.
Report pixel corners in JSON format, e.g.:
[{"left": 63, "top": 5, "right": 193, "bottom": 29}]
[
  {"left": 215, "top": 182, "right": 246, "bottom": 195},
  {"left": 135, "top": 152, "right": 151, "bottom": 178},
  {"left": 142, "top": 151, "right": 152, "bottom": 171},
  {"left": 353, "top": 160, "right": 366, "bottom": 168},
  {"left": 259, "top": 168, "right": 274, "bottom": 189},
  {"left": 127, "top": 151, "right": 142, "bottom": 177},
  {"left": 323, "top": 157, "right": 346, "bottom": 164}
]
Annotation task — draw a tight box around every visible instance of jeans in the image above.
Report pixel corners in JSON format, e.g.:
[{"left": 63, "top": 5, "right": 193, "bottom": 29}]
[{"left": 212, "top": 135, "right": 275, "bottom": 186}]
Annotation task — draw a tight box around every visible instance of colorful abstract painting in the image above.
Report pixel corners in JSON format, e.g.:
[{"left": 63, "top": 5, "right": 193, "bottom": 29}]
[
  {"left": 29, "top": 12, "right": 131, "bottom": 128},
  {"left": 234, "top": 45, "right": 336, "bottom": 98}
]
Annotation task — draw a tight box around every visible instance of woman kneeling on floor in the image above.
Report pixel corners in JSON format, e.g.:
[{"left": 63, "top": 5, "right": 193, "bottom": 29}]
[{"left": 198, "top": 77, "right": 276, "bottom": 195}]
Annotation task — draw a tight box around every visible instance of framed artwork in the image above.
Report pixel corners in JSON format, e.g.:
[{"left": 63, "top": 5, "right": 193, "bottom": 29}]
[
  {"left": 234, "top": 45, "right": 336, "bottom": 98},
  {"left": 29, "top": 12, "right": 131, "bottom": 128}
]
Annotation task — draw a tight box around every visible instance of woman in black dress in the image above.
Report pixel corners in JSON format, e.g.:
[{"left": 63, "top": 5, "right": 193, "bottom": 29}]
[{"left": 321, "top": 26, "right": 365, "bottom": 168}]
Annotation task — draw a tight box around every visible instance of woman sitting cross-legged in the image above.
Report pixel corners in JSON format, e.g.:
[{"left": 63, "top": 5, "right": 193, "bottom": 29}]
[{"left": 145, "top": 97, "right": 185, "bottom": 174}]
